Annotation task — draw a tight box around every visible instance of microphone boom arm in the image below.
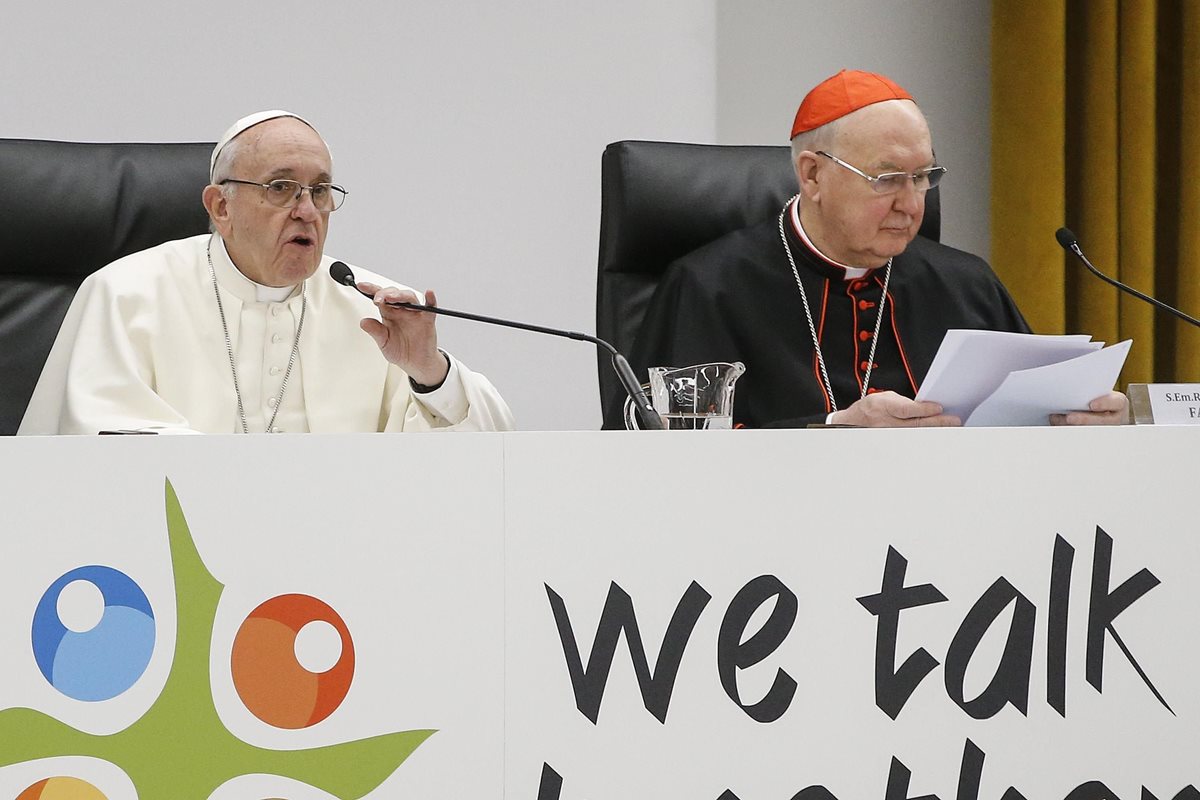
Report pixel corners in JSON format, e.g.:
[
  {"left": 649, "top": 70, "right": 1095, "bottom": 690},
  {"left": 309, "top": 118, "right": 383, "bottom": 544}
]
[{"left": 1057, "top": 228, "right": 1200, "bottom": 329}]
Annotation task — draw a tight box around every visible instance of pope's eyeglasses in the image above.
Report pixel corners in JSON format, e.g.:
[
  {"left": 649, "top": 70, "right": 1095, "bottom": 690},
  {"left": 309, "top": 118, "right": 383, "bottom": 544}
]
[
  {"left": 220, "top": 178, "right": 348, "bottom": 212},
  {"left": 816, "top": 151, "right": 946, "bottom": 194}
]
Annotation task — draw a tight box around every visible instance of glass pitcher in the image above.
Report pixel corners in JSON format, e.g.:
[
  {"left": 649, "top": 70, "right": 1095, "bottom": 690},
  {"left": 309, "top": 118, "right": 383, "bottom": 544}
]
[{"left": 624, "top": 362, "right": 746, "bottom": 430}]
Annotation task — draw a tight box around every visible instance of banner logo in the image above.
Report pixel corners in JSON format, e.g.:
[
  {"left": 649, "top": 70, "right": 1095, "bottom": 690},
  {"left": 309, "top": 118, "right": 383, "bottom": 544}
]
[{"left": 1, "top": 479, "right": 432, "bottom": 799}]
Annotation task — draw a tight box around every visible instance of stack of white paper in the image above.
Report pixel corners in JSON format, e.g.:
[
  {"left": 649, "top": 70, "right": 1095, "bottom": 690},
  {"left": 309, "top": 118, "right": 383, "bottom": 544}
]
[{"left": 914, "top": 329, "right": 1131, "bottom": 426}]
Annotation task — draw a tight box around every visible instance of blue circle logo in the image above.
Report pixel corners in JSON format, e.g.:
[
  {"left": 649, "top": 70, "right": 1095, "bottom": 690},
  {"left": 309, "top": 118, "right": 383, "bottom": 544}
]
[{"left": 32, "top": 565, "right": 156, "bottom": 701}]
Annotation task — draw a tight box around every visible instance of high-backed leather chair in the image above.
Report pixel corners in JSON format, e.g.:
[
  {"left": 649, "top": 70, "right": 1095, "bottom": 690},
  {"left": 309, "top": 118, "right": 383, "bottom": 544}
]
[
  {"left": 0, "top": 139, "right": 214, "bottom": 434},
  {"left": 595, "top": 140, "right": 941, "bottom": 429}
]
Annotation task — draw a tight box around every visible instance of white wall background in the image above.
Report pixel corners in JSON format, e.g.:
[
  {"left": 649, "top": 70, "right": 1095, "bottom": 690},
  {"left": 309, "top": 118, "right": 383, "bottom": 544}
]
[{"left": 4, "top": 1, "right": 990, "bottom": 430}]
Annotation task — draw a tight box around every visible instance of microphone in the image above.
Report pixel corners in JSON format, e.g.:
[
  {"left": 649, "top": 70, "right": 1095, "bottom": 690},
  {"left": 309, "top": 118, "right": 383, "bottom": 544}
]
[
  {"left": 329, "top": 261, "right": 665, "bottom": 430},
  {"left": 1055, "top": 227, "right": 1200, "bottom": 329}
]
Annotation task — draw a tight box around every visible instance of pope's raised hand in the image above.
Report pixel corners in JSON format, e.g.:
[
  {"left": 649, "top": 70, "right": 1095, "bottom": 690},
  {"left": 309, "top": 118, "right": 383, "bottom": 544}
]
[{"left": 356, "top": 281, "right": 449, "bottom": 388}]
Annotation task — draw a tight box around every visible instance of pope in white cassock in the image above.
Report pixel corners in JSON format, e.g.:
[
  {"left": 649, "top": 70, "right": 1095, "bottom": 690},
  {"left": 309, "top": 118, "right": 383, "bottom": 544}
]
[{"left": 18, "top": 110, "right": 515, "bottom": 435}]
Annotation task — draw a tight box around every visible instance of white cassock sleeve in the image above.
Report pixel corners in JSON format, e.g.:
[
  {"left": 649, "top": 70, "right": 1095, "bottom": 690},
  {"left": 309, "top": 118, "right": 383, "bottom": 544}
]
[{"left": 381, "top": 354, "right": 516, "bottom": 433}]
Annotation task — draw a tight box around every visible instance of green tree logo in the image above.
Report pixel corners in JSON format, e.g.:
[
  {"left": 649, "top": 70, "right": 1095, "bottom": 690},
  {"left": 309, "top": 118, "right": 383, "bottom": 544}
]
[{"left": 1, "top": 480, "right": 433, "bottom": 798}]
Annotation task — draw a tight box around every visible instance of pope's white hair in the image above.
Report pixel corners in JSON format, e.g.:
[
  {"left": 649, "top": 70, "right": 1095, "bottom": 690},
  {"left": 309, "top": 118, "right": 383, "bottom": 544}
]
[{"left": 211, "top": 138, "right": 243, "bottom": 193}]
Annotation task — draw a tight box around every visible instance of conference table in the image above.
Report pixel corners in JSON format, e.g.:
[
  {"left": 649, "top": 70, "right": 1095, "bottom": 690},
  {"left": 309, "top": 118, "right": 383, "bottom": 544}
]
[{"left": 0, "top": 427, "right": 1193, "bottom": 799}]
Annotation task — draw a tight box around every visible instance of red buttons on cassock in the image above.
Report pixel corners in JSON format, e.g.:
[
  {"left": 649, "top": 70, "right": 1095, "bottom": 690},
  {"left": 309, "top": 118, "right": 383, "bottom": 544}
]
[
  {"left": 852, "top": 281, "right": 867, "bottom": 291},
  {"left": 867, "top": 387, "right": 881, "bottom": 394},
  {"left": 858, "top": 330, "right": 871, "bottom": 341},
  {"left": 858, "top": 300, "right": 875, "bottom": 310},
  {"left": 860, "top": 360, "right": 871, "bottom": 371}
]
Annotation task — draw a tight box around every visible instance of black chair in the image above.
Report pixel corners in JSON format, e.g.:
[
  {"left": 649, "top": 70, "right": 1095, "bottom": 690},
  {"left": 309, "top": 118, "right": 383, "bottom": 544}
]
[
  {"left": 595, "top": 139, "right": 942, "bottom": 428},
  {"left": 0, "top": 139, "right": 214, "bottom": 434}
]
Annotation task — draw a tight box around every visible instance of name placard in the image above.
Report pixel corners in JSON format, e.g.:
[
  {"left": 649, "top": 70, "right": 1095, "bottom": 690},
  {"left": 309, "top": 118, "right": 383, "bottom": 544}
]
[{"left": 1128, "top": 382, "right": 1200, "bottom": 424}]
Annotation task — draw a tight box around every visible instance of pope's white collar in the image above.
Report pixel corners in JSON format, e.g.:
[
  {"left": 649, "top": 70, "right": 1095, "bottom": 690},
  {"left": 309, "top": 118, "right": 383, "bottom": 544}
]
[{"left": 210, "top": 235, "right": 302, "bottom": 304}]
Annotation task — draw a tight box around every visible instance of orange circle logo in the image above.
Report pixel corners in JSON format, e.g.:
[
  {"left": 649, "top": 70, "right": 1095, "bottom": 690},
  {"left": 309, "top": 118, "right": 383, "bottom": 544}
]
[{"left": 230, "top": 594, "right": 355, "bottom": 728}]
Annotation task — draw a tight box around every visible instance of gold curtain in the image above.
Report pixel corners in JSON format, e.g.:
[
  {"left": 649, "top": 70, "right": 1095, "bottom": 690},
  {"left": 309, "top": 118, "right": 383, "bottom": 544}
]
[{"left": 992, "top": 0, "right": 1200, "bottom": 385}]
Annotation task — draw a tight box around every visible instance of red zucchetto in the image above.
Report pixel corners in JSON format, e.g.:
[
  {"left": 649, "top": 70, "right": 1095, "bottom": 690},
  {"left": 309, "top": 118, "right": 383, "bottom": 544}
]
[{"left": 791, "top": 69, "right": 914, "bottom": 138}]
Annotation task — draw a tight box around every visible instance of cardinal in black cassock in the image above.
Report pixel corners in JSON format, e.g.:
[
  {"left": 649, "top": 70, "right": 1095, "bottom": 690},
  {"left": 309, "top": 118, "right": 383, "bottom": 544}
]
[{"left": 623, "top": 69, "right": 1124, "bottom": 429}]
